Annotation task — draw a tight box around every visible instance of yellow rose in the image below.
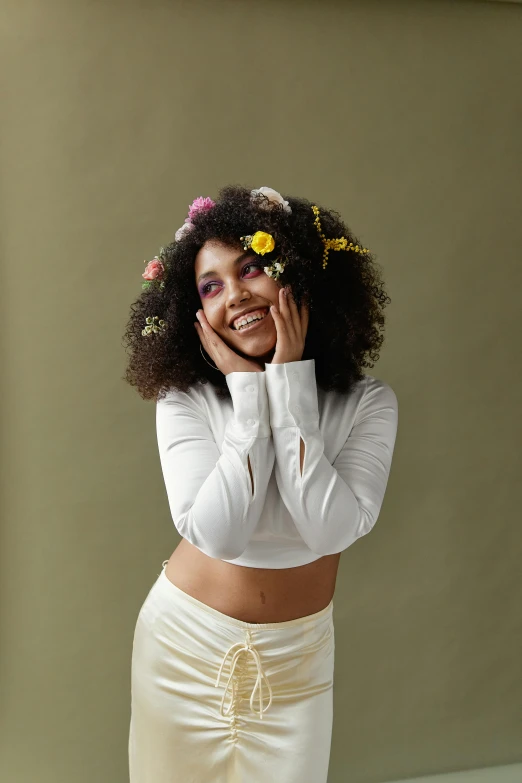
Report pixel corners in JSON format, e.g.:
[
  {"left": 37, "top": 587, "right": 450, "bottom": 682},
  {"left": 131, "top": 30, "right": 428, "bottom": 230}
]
[{"left": 250, "top": 231, "right": 275, "bottom": 255}]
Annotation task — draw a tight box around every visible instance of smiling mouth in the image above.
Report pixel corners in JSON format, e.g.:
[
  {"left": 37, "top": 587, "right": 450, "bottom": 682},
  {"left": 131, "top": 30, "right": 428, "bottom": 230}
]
[{"left": 232, "top": 310, "right": 270, "bottom": 334}]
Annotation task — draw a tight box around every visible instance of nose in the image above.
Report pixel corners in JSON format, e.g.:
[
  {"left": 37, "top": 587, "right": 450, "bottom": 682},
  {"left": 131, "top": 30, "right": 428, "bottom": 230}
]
[{"left": 225, "top": 280, "right": 251, "bottom": 308}]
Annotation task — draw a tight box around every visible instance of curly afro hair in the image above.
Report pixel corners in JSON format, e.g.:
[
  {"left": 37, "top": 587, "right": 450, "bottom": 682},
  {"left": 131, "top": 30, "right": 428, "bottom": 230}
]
[{"left": 122, "top": 184, "right": 391, "bottom": 402}]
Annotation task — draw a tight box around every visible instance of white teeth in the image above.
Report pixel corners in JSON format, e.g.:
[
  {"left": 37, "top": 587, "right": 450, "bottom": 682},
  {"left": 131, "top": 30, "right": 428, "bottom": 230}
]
[{"left": 233, "top": 310, "right": 267, "bottom": 330}]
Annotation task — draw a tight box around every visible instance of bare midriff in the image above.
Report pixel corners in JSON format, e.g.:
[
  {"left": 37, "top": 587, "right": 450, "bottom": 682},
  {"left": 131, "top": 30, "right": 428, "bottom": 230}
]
[{"left": 164, "top": 538, "right": 342, "bottom": 623}]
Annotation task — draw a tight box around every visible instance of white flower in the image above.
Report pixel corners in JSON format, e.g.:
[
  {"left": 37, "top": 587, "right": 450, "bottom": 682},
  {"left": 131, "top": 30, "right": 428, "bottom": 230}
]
[
  {"left": 251, "top": 186, "right": 292, "bottom": 214},
  {"left": 175, "top": 220, "right": 194, "bottom": 242},
  {"left": 263, "top": 266, "right": 274, "bottom": 277}
]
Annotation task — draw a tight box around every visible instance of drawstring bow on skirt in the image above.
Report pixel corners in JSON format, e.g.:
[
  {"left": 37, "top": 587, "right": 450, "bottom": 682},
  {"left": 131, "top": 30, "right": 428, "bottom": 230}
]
[{"left": 215, "top": 630, "right": 273, "bottom": 719}]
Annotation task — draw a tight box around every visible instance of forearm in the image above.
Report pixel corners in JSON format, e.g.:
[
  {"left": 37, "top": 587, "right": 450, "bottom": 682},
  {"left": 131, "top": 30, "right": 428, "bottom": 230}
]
[
  {"left": 156, "top": 370, "right": 275, "bottom": 560},
  {"left": 265, "top": 360, "right": 398, "bottom": 556}
]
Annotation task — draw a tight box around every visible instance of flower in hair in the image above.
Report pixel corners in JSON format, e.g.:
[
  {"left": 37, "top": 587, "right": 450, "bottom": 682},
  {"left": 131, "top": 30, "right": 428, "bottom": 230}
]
[
  {"left": 240, "top": 231, "right": 275, "bottom": 255},
  {"left": 142, "top": 248, "right": 167, "bottom": 291},
  {"left": 142, "top": 256, "right": 165, "bottom": 282},
  {"left": 188, "top": 196, "right": 215, "bottom": 219},
  {"left": 141, "top": 315, "right": 167, "bottom": 336},
  {"left": 175, "top": 196, "right": 216, "bottom": 242},
  {"left": 251, "top": 231, "right": 275, "bottom": 255},
  {"left": 311, "top": 205, "right": 370, "bottom": 269},
  {"left": 175, "top": 220, "right": 194, "bottom": 242},
  {"left": 251, "top": 187, "right": 291, "bottom": 214},
  {"left": 264, "top": 260, "right": 286, "bottom": 280},
  {"left": 240, "top": 230, "right": 285, "bottom": 278}
]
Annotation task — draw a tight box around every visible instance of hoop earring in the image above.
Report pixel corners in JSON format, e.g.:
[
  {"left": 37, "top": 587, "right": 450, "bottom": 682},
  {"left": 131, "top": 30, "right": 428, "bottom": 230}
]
[{"left": 199, "top": 343, "right": 220, "bottom": 371}]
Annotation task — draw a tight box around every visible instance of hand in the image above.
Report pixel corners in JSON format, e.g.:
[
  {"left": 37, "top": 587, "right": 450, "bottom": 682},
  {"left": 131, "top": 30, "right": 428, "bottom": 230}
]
[
  {"left": 194, "top": 310, "right": 265, "bottom": 374},
  {"left": 270, "top": 287, "right": 309, "bottom": 365}
]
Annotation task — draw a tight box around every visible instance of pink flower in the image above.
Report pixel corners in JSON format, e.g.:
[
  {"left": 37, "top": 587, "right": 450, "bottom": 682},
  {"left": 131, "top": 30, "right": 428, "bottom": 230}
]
[
  {"left": 188, "top": 196, "right": 215, "bottom": 220},
  {"left": 142, "top": 257, "right": 165, "bottom": 281}
]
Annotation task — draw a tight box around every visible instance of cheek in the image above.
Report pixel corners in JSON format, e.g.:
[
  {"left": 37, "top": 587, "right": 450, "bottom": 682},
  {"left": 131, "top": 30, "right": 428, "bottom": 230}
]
[
  {"left": 202, "top": 303, "right": 224, "bottom": 332},
  {"left": 256, "top": 275, "right": 281, "bottom": 298}
]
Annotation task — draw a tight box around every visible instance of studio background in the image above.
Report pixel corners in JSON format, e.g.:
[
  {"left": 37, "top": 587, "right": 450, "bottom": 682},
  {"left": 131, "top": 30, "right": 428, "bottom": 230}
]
[{"left": 1, "top": 1, "right": 521, "bottom": 782}]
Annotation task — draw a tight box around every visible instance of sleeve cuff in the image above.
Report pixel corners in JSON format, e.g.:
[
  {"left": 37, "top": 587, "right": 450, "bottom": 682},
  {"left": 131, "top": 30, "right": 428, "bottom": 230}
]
[
  {"left": 225, "top": 371, "right": 271, "bottom": 438},
  {"left": 264, "top": 359, "right": 320, "bottom": 428}
]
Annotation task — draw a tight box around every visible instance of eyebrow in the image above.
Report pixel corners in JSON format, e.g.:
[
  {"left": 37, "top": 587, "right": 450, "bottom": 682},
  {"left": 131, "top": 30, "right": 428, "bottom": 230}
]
[{"left": 196, "top": 251, "right": 253, "bottom": 284}]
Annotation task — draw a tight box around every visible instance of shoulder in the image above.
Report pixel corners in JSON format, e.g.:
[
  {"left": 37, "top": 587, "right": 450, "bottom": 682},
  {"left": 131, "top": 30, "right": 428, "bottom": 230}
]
[
  {"left": 363, "top": 374, "right": 397, "bottom": 402},
  {"left": 323, "top": 373, "right": 396, "bottom": 406},
  {"left": 357, "top": 374, "right": 398, "bottom": 420},
  {"left": 157, "top": 380, "right": 227, "bottom": 418}
]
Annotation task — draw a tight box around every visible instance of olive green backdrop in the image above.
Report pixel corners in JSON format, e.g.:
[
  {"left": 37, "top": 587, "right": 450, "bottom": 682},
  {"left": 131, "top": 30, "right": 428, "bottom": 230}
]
[{"left": 1, "top": 1, "right": 521, "bottom": 782}]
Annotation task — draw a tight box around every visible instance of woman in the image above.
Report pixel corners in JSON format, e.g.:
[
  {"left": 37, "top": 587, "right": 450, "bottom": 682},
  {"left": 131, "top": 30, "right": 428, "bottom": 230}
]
[{"left": 122, "top": 185, "right": 399, "bottom": 782}]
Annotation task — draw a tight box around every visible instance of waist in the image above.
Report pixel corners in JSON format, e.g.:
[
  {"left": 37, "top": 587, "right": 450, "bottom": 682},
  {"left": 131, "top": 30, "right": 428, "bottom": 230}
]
[{"left": 164, "top": 538, "right": 341, "bottom": 624}]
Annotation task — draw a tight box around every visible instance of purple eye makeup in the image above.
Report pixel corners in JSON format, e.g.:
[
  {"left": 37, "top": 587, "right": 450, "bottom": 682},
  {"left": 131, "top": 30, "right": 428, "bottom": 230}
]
[{"left": 198, "top": 261, "right": 265, "bottom": 298}]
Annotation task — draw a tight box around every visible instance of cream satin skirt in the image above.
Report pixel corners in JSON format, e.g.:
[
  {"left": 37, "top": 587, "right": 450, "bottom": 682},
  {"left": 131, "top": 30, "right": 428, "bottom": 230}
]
[{"left": 128, "top": 560, "right": 335, "bottom": 783}]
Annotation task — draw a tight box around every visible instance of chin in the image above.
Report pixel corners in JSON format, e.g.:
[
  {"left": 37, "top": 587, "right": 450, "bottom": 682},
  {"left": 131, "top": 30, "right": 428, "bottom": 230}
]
[{"left": 233, "top": 340, "right": 276, "bottom": 360}]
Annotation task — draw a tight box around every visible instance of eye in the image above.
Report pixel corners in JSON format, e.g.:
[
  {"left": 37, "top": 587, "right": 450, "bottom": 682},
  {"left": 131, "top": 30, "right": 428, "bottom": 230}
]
[
  {"left": 201, "top": 282, "right": 219, "bottom": 295},
  {"left": 243, "top": 262, "right": 264, "bottom": 275},
  {"left": 199, "top": 261, "right": 264, "bottom": 297}
]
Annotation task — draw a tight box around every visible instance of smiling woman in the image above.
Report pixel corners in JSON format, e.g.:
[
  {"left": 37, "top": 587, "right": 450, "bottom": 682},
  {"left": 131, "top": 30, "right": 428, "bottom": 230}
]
[
  {"left": 123, "top": 184, "right": 398, "bottom": 783},
  {"left": 122, "top": 183, "right": 387, "bottom": 401}
]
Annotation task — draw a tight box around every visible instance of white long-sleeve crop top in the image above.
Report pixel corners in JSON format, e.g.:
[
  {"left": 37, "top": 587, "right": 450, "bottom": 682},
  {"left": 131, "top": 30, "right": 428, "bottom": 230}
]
[{"left": 155, "top": 359, "right": 398, "bottom": 569}]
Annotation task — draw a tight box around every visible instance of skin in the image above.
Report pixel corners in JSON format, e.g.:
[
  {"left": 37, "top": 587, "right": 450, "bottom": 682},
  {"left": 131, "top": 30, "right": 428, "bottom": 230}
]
[
  {"left": 193, "top": 240, "right": 309, "bottom": 375},
  {"left": 163, "top": 240, "right": 342, "bottom": 623}
]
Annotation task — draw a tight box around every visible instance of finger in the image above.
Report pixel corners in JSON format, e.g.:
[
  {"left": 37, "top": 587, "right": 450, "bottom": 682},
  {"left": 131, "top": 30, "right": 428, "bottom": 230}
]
[
  {"left": 196, "top": 310, "right": 217, "bottom": 342},
  {"left": 195, "top": 312, "right": 233, "bottom": 364},
  {"left": 194, "top": 321, "right": 208, "bottom": 350},
  {"left": 195, "top": 317, "right": 216, "bottom": 354},
  {"left": 271, "top": 301, "right": 290, "bottom": 345},
  {"left": 288, "top": 291, "right": 302, "bottom": 335},
  {"left": 300, "top": 300, "right": 309, "bottom": 335},
  {"left": 271, "top": 301, "right": 285, "bottom": 330},
  {"left": 196, "top": 309, "right": 210, "bottom": 328},
  {"left": 283, "top": 287, "right": 302, "bottom": 336},
  {"left": 279, "top": 288, "right": 296, "bottom": 337}
]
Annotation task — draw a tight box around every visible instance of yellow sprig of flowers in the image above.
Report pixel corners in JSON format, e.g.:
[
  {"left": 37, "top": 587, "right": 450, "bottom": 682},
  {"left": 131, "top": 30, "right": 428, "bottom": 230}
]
[{"left": 311, "top": 205, "right": 370, "bottom": 269}]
